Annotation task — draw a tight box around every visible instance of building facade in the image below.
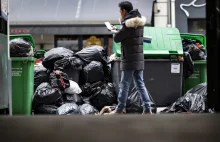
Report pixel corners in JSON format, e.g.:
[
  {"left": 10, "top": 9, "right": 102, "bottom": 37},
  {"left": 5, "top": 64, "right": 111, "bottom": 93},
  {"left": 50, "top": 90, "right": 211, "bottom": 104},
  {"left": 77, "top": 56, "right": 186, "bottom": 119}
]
[
  {"left": 9, "top": 0, "right": 154, "bottom": 54},
  {"left": 175, "top": 0, "right": 206, "bottom": 34}
]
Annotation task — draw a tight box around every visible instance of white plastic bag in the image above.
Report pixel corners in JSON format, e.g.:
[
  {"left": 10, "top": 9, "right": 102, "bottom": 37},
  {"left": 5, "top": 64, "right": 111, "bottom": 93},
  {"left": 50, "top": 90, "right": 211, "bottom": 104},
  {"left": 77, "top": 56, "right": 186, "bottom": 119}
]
[{"left": 64, "top": 80, "right": 82, "bottom": 95}]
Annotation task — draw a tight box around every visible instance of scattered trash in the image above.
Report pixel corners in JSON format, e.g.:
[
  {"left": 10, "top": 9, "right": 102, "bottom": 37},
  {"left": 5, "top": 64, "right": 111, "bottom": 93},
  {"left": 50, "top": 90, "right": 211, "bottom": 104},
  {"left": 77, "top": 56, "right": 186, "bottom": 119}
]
[
  {"left": 42, "top": 47, "right": 74, "bottom": 69},
  {"left": 32, "top": 83, "right": 62, "bottom": 109},
  {"left": 89, "top": 82, "right": 116, "bottom": 111},
  {"left": 83, "top": 61, "right": 104, "bottom": 83},
  {"left": 49, "top": 70, "right": 70, "bottom": 90},
  {"left": 79, "top": 104, "right": 98, "bottom": 115},
  {"left": 57, "top": 103, "right": 80, "bottom": 115},
  {"left": 183, "top": 52, "right": 194, "bottom": 79},
  {"left": 161, "top": 83, "right": 208, "bottom": 113},
  {"left": 54, "top": 56, "right": 84, "bottom": 70},
  {"left": 34, "top": 64, "right": 49, "bottom": 91},
  {"left": 126, "top": 87, "right": 157, "bottom": 114},
  {"left": 63, "top": 93, "right": 84, "bottom": 105},
  {"left": 64, "top": 80, "right": 82, "bottom": 95},
  {"left": 34, "top": 105, "right": 58, "bottom": 115},
  {"left": 75, "top": 45, "right": 108, "bottom": 64},
  {"left": 182, "top": 39, "right": 206, "bottom": 60},
  {"left": 10, "top": 38, "right": 34, "bottom": 57}
]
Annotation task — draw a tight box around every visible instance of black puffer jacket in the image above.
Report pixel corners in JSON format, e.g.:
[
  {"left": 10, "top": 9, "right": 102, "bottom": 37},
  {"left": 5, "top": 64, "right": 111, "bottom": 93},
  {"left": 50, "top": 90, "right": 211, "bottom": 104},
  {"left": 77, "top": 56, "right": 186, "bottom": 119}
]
[{"left": 114, "top": 9, "right": 147, "bottom": 71}]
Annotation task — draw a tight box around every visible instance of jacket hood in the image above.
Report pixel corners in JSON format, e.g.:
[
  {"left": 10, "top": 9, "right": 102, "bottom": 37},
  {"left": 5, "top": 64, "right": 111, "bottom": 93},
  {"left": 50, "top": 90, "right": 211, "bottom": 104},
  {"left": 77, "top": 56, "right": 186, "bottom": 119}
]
[{"left": 123, "top": 9, "right": 147, "bottom": 28}]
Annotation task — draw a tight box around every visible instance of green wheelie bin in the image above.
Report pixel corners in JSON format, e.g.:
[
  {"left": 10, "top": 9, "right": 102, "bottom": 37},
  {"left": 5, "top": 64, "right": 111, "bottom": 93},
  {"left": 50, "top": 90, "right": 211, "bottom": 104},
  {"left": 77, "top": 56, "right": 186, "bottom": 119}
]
[
  {"left": 180, "top": 34, "right": 207, "bottom": 94},
  {"left": 10, "top": 34, "right": 36, "bottom": 115}
]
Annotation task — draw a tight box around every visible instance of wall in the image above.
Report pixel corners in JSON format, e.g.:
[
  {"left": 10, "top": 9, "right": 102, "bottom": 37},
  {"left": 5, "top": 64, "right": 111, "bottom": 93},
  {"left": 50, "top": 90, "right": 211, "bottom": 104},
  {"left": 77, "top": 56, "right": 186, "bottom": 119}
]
[{"left": 175, "top": 0, "right": 206, "bottom": 33}]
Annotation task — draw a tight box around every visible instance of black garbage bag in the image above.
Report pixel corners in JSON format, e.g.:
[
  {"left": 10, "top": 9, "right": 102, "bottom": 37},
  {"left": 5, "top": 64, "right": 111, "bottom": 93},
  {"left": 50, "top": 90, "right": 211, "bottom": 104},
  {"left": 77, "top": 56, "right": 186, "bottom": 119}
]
[
  {"left": 63, "top": 93, "right": 84, "bottom": 105},
  {"left": 57, "top": 103, "right": 80, "bottom": 115},
  {"left": 32, "top": 83, "right": 62, "bottom": 109},
  {"left": 81, "top": 81, "right": 104, "bottom": 97},
  {"left": 183, "top": 52, "right": 194, "bottom": 79},
  {"left": 89, "top": 82, "right": 117, "bottom": 111},
  {"left": 79, "top": 104, "right": 98, "bottom": 115},
  {"left": 34, "top": 64, "right": 49, "bottom": 91},
  {"left": 42, "top": 47, "right": 74, "bottom": 69},
  {"left": 161, "top": 83, "right": 208, "bottom": 113},
  {"left": 126, "top": 87, "right": 157, "bottom": 114},
  {"left": 83, "top": 61, "right": 104, "bottom": 83},
  {"left": 54, "top": 56, "right": 84, "bottom": 70},
  {"left": 103, "top": 63, "right": 112, "bottom": 82},
  {"left": 75, "top": 45, "right": 108, "bottom": 64},
  {"left": 34, "top": 105, "right": 58, "bottom": 115},
  {"left": 182, "top": 39, "right": 206, "bottom": 60},
  {"left": 49, "top": 70, "right": 70, "bottom": 90},
  {"left": 10, "top": 38, "right": 34, "bottom": 57}
]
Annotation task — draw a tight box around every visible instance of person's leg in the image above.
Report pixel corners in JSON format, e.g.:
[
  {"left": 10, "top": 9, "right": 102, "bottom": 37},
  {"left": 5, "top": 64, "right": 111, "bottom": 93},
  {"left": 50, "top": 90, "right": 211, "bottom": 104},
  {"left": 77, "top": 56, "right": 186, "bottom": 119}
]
[
  {"left": 133, "top": 70, "right": 152, "bottom": 113},
  {"left": 116, "top": 70, "right": 133, "bottom": 112}
]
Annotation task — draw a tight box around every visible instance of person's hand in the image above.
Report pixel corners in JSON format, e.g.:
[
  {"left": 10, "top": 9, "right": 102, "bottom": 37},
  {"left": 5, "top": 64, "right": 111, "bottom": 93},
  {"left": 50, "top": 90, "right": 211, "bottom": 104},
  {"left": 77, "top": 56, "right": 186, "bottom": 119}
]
[{"left": 111, "top": 25, "right": 118, "bottom": 30}]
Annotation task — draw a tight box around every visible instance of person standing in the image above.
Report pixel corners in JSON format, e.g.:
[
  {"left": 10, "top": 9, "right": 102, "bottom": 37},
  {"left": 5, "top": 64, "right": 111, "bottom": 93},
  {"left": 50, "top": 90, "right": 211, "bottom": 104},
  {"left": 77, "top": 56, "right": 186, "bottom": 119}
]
[{"left": 110, "top": 1, "right": 153, "bottom": 114}]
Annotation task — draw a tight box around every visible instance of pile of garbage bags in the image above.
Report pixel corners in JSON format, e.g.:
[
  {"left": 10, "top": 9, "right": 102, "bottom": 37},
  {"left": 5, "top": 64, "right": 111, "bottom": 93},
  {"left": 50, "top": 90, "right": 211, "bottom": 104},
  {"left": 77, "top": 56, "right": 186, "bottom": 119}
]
[
  {"left": 33, "top": 46, "right": 117, "bottom": 115},
  {"left": 33, "top": 45, "right": 156, "bottom": 115},
  {"left": 182, "top": 39, "right": 206, "bottom": 79},
  {"left": 161, "top": 83, "right": 213, "bottom": 113}
]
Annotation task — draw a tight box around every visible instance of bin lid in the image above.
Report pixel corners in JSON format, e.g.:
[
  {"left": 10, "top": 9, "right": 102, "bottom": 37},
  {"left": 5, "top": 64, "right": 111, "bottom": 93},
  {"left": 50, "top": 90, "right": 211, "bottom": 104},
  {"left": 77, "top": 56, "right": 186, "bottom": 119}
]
[
  {"left": 180, "top": 33, "right": 206, "bottom": 47},
  {"left": 10, "top": 34, "right": 36, "bottom": 48},
  {"left": 113, "top": 26, "right": 183, "bottom": 57}
]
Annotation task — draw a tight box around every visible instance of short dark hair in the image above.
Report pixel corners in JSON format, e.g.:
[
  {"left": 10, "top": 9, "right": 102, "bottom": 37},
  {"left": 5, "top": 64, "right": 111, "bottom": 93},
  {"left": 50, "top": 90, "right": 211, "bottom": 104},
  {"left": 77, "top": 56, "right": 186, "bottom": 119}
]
[{"left": 119, "top": 1, "right": 133, "bottom": 13}]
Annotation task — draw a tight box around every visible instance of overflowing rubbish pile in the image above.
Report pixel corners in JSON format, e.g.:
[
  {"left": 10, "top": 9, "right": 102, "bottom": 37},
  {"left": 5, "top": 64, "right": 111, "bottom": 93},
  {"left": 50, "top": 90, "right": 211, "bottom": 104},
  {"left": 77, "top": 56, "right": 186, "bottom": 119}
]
[
  {"left": 33, "top": 46, "right": 156, "bottom": 115},
  {"left": 182, "top": 39, "right": 206, "bottom": 79},
  {"left": 161, "top": 83, "right": 213, "bottom": 113},
  {"left": 10, "top": 38, "right": 35, "bottom": 57}
]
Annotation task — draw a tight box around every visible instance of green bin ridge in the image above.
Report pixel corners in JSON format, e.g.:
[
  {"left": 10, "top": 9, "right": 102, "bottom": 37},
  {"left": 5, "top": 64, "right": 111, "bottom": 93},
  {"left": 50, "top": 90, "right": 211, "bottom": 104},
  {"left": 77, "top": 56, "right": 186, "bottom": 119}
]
[
  {"left": 11, "top": 57, "right": 35, "bottom": 115},
  {"left": 113, "top": 26, "right": 183, "bottom": 57},
  {"left": 181, "top": 33, "right": 207, "bottom": 94}
]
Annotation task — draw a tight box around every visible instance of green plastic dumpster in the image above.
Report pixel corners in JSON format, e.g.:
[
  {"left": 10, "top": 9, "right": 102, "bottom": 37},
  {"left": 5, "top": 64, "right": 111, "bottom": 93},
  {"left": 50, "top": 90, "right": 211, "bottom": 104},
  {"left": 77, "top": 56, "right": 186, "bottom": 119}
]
[
  {"left": 10, "top": 34, "right": 36, "bottom": 115},
  {"left": 11, "top": 57, "right": 35, "bottom": 115},
  {"left": 180, "top": 34, "right": 207, "bottom": 94},
  {"left": 112, "top": 27, "right": 184, "bottom": 107},
  {"left": 36, "top": 50, "right": 46, "bottom": 58}
]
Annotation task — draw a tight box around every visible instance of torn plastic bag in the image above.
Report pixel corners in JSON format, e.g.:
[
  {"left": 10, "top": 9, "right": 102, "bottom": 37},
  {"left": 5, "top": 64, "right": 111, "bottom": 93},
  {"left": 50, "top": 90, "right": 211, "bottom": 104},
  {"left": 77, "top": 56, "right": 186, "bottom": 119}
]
[
  {"left": 42, "top": 47, "right": 74, "bottom": 69},
  {"left": 34, "top": 64, "right": 49, "bottom": 91},
  {"left": 34, "top": 105, "right": 58, "bottom": 115},
  {"left": 75, "top": 45, "right": 108, "bottom": 64},
  {"left": 79, "top": 104, "right": 98, "bottom": 115},
  {"left": 10, "top": 38, "right": 34, "bottom": 57},
  {"left": 81, "top": 81, "right": 104, "bottom": 97},
  {"left": 126, "top": 87, "right": 157, "bottom": 114},
  {"left": 161, "top": 83, "right": 208, "bottom": 113},
  {"left": 57, "top": 103, "right": 80, "bottom": 115},
  {"left": 54, "top": 56, "right": 84, "bottom": 70},
  {"left": 83, "top": 61, "right": 104, "bottom": 83},
  {"left": 49, "top": 70, "right": 70, "bottom": 90},
  {"left": 63, "top": 93, "right": 84, "bottom": 105},
  {"left": 183, "top": 52, "right": 194, "bottom": 79},
  {"left": 32, "top": 83, "right": 62, "bottom": 109},
  {"left": 64, "top": 80, "right": 82, "bottom": 95},
  {"left": 89, "top": 82, "right": 116, "bottom": 111}
]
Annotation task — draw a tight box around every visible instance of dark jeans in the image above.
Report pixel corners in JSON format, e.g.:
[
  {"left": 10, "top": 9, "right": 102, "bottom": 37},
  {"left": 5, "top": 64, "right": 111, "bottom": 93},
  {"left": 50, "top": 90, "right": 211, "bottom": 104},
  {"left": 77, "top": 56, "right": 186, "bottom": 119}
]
[{"left": 116, "top": 70, "right": 151, "bottom": 112}]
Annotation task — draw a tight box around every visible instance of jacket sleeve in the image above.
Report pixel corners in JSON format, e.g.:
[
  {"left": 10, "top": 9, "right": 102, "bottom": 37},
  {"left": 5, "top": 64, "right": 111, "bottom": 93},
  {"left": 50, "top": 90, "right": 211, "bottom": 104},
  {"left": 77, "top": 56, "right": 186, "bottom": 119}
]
[{"left": 114, "top": 26, "right": 130, "bottom": 43}]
